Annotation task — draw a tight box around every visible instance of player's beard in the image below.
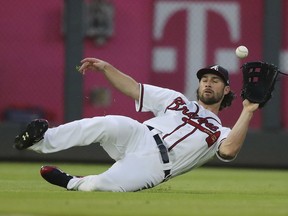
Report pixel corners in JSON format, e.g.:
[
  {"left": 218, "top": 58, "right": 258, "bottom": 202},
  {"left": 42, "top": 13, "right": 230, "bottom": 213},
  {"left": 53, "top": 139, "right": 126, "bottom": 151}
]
[{"left": 196, "top": 88, "right": 224, "bottom": 105}]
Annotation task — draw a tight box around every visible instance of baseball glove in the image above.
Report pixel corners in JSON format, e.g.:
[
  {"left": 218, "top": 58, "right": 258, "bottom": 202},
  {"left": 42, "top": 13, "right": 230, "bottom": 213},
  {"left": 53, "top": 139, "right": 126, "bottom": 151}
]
[{"left": 241, "top": 61, "right": 281, "bottom": 108}]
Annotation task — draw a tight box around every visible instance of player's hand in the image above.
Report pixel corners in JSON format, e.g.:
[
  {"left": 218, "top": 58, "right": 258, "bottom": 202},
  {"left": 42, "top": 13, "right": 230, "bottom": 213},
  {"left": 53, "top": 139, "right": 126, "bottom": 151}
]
[
  {"left": 242, "top": 99, "right": 259, "bottom": 113},
  {"left": 77, "top": 58, "right": 109, "bottom": 75}
]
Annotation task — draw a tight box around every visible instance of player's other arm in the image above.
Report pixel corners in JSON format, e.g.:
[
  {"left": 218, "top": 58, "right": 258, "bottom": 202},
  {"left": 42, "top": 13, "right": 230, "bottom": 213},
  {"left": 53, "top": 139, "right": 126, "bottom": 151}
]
[
  {"left": 218, "top": 99, "right": 259, "bottom": 160},
  {"left": 78, "top": 58, "right": 140, "bottom": 101}
]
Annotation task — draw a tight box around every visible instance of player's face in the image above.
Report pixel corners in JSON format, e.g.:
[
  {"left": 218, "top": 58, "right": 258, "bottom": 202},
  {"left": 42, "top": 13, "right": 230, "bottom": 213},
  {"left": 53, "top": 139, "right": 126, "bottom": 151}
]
[{"left": 197, "top": 74, "right": 230, "bottom": 105}]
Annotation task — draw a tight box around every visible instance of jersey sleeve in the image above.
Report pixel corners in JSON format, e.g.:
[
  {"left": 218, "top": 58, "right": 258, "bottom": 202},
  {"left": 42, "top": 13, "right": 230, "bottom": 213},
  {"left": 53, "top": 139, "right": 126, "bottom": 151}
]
[{"left": 135, "top": 84, "right": 185, "bottom": 115}]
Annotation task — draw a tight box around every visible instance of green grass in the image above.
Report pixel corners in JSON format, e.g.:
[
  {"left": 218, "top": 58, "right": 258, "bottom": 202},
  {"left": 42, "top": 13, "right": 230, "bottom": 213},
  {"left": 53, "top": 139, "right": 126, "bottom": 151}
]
[{"left": 0, "top": 162, "right": 287, "bottom": 216}]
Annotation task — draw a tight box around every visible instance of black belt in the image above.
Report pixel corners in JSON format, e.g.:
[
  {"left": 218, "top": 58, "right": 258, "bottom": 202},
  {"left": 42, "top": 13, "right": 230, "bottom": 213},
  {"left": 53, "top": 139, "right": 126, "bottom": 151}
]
[{"left": 147, "top": 125, "right": 171, "bottom": 181}]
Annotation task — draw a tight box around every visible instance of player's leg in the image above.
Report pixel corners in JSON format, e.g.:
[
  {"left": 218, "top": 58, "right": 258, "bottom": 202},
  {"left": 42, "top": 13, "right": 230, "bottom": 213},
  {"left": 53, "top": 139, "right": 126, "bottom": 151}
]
[
  {"left": 26, "top": 116, "right": 145, "bottom": 161},
  {"left": 40, "top": 152, "right": 165, "bottom": 192},
  {"left": 39, "top": 126, "right": 169, "bottom": 192},
  {"left": 68, "top": 151, "right": 165, "bottom": 192}
]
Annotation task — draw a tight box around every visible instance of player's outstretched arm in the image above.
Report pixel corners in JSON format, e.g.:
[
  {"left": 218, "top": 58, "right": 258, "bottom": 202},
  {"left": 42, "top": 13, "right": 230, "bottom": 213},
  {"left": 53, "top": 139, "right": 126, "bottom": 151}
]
[
  {"left": 218, "top": 99, "right": 259, "bottom": 160},
  {"left": 78, "top": 58, "right": 140, "bottom": 101}
]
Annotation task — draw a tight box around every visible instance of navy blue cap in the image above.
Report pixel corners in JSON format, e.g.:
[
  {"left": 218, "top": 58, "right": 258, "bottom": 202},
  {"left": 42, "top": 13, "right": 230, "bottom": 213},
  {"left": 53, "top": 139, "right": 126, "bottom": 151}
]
[{"left": 197, "top": 65, "right": 230, "bottom": 85}]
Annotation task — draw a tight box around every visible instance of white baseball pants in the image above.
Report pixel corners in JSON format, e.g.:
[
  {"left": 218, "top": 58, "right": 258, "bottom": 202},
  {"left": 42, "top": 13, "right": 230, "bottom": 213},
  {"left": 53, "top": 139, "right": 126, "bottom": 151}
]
[{"left": 29, "top": 115, "right": 168, "bottom": 192}]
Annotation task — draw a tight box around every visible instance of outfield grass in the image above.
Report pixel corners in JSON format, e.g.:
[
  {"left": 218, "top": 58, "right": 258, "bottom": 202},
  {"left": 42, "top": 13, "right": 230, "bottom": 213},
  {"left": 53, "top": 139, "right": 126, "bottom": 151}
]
[{"left": 0, "top": 162, "right": 287, "bottom": 216}]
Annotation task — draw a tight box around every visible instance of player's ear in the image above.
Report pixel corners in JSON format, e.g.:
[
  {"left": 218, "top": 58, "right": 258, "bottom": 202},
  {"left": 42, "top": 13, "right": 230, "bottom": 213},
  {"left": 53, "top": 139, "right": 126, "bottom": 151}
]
[{"left": 224, "top": 86, "right": 230, "bottom": 95}]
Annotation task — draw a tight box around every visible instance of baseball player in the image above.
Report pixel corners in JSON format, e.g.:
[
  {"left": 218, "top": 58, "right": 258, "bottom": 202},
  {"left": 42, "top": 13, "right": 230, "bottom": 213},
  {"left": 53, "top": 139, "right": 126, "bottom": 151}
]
[{"left": 14, "top": 57, "right": 259, "bottom": 192}]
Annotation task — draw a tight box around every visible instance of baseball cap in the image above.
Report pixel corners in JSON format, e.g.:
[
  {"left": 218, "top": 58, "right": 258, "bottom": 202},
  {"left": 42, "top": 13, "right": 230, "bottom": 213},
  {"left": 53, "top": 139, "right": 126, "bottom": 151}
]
[{"left": 197, "top": 65, "right": 230, "bottom": 85}]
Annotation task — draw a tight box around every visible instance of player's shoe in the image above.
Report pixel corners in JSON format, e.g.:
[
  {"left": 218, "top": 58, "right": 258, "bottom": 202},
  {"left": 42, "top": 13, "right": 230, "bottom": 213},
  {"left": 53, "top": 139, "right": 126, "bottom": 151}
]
[
  {"left": 40, "top": 166, "right": 76, "bottom": 189},
  {"left": 14, "top": 119, "right": 49, "bottom": 150}
]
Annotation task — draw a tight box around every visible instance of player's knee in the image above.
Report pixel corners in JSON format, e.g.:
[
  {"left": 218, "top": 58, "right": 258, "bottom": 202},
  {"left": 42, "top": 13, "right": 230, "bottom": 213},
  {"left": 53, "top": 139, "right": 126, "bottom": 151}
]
[{"left": 94, "top": 116, "right": 119, "bottom": 137}]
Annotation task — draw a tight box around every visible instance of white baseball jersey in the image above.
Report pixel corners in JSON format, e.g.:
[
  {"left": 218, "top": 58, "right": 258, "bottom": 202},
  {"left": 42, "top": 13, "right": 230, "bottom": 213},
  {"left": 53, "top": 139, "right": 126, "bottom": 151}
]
[{"left": 136, "top": 84, "right": 232, "bottom": 177}]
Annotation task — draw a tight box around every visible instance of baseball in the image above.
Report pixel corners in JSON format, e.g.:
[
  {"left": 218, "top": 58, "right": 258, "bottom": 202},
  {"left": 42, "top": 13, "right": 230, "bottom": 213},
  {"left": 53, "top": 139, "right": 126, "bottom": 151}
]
[{"left": 235, "top": 46, "right": 249, "bottom": 58}]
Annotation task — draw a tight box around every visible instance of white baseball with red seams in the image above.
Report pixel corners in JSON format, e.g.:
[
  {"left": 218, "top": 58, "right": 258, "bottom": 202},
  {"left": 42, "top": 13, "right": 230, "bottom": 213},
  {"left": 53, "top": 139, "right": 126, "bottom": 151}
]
[
  {"left": 29, "top": 84, "right": 232, "bottom": 192},
  {"left": 235, "top": 45, "right": 249, "bottom": 58}
]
